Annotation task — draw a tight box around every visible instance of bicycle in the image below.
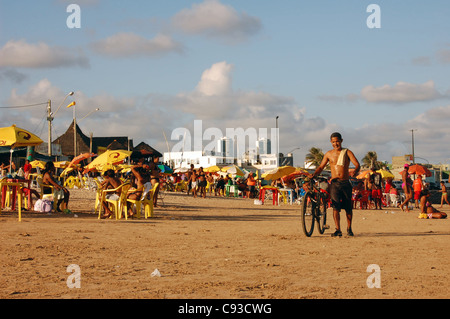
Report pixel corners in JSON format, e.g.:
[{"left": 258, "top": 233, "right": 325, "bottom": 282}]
[{"left": 300, "top": 176, "right": 330, "bottom": 237}]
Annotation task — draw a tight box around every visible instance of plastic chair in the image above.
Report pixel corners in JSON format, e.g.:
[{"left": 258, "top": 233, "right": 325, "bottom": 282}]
[
  {"left": 36, "top": 176, "right": 58, "bottom": 212},
  {"left": 390, "top": 193, "right": 399, "bottom": 207},
  {"left": 144, "top": 183, "right": 159, "bottom": 218},
  {"left": 126, "top": 182, "right": 153, "bottom": 219},
  {"left": 98, "top": 183, "right": 131, "bottom": 220}
]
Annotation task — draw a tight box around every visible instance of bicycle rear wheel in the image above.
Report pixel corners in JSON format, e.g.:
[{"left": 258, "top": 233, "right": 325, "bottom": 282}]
[
  {"left": 301, "top": 192, "right": 315, "bottom": 237},
  {"left": 317, "top": 193, "right": 328, "bottom": 234}
]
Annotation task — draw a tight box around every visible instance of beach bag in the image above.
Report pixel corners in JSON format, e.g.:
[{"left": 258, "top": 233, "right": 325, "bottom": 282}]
[{"left": 34, "top": 199, "right": 53, "bottom": 213}]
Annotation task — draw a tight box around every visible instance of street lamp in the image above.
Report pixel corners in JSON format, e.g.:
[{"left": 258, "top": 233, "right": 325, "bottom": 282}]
[
  {"left": 411, "top": 129, "right": 417, "bottom": 164},
  {"left": 276, "top": 116, "right": 279, "bottom": 167},
  {"left": 47, "top": 91, "right": 74, "bottom": 156}
]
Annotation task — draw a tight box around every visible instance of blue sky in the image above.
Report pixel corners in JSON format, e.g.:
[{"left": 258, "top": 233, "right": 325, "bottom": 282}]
[{"left": 1, "top": 0, "right": 450, "bottom": 166}]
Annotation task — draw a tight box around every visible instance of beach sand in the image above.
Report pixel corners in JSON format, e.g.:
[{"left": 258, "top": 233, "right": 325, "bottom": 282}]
[{"left": 1, "top": 188, "right": 449, "bottom": 299}]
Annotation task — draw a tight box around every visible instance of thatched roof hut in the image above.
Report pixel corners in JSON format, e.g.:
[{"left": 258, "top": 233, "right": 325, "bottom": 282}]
[{"left": 53, "top": 120, "right": 133, "bottom": 158}]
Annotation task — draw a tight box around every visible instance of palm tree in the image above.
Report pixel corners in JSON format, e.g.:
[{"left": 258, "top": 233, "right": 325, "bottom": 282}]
[
  {"left": 362, "top": 151, "right": 378, "bottom": 169},
  {"left": 305, "top": 147, "right": 326, "bottom": 169}
]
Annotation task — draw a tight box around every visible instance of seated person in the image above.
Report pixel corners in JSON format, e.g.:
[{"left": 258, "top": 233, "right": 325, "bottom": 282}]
[
  {"left": 418, "top": 189, "right": 447, "bottom": 219},
  {"left": 21, "top": 187, "right": 41, "bottom": 209},
  {"left": 42, "top": 161, "right": 70, "bottom": 213},
  {"left": 126, "top": 166, "right": 148, "bottom": 217},
  {"left": 100, "top": 169, "right": 123, "bottom": 219},
  {"left": 215, "top": 176, "right": 225, "bottom": 196}
]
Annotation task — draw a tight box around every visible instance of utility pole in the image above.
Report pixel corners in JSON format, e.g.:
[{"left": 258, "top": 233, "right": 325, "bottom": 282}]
[
  {"left": 411, "top": 129, "right": 417, "bottom": 164},
  {"left": 47, "top": 99, "right": 52, "bottom": 156}
]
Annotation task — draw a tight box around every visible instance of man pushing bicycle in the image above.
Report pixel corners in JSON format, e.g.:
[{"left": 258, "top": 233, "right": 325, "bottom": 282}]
[{"left": 308, "top": 132, "right": 360, "bottom": 237}]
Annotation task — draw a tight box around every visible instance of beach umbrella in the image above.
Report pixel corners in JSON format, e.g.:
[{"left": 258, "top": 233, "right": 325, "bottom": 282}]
[
  {"left": 377, "top": 169, "right": 394, "bottom": 179},
  {"left": 261, "top": 166, "right": 296, "bottom": 181},
  {"left": 408, "top": 164, "right": 432, "bottom": 177},
  {"left": 68, "top": 152, "right": 96, "bottom": 168},
  {"left": 30, "top": 160, "right": 46, "bottom": 169},
  {"left": 0, "top": 125, "right": 43, "bottom": 148},
  {"left": 158, "top": 164, "right": 173, "bottom": 174},
  {"left": 0, "top": 125, "right": 43, "bottom": 173},
  {"left": 356, "top": 170, "right": 372, "bottom": 179},
  {"left": 204, "top": 165, "right": 222, "bottom": 173},
  {"left": 221, "top": 164, "right": 245, "bottom": 177},
  {"left": 85, "top": 150, "right": 132, "bottom": 172},
  {"left": 174, "top": 167, "right": 189, "bottom": 173},
  {"left": 54, "top": 161, "right": 71, "bottom": 168},
  {"left": 281, "top": 167, "right": 308, "bottom": 183}
]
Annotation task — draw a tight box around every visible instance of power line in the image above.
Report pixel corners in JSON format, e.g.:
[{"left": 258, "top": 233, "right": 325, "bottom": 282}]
[{"left": 0, "top": 102, "right": 47, "bottom": 109}]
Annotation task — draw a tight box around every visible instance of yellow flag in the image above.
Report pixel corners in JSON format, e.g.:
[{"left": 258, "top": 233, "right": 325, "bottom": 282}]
[{"left": 67, "top": 101, "right": 76, "bottom": 108}]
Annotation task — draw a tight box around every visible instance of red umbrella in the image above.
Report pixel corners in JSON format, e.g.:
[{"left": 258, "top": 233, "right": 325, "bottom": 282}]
[
  {"left": 408, "top": 164, "right": 432, "bottom": 177},
  {"left": 68, "top": 152, "right": 96, "bottom": 168},
  {"left": 281, "top": 169, "right": 308, "bottom": 183}
]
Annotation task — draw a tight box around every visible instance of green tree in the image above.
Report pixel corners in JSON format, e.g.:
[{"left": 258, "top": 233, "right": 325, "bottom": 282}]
[
  {"left": 305, "top": 147, "right": 327, "bottom": 169},
  {"left": 362, "top": 151, "right": 379, "bottom": 169}
]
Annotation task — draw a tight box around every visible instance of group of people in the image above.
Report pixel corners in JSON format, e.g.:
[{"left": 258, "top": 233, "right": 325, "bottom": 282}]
[
  {"left": 169, "top": 164, "right": 259, "bottom": 199},
  {"left": 99, "top": 156, "right": 161, "bottom": 219},
  {"left": 398, "top": 163, "right": 447, "bottom": 219},
  {"left": 2, "top": 132, "right": 448, "bottom": 230},
  {"left": 309, "top": 132, "right": 447, "bottom": 238}
]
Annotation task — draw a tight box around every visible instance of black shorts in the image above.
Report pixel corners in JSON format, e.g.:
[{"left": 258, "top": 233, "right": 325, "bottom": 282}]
[{"left": 329, "top": 179, "right": 353, "bottom": 212}]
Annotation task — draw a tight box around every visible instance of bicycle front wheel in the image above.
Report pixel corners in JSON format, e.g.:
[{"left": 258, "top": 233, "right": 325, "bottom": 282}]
[
  {"left": 317, "top": 193, "right": 328, "bottom": 234},
  {"left": 301, "top": 192, "right": 315, "bottom": 237}
]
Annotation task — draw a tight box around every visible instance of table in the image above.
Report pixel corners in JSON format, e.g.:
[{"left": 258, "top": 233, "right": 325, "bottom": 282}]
[
  {"left": 259, "top": 186, "right": 279, "bottom": 205},
  {"left": 0, "top": 181, "right": 24, "bottom": 221},
  {"left": 1, "top": 178, "right": 31, "bottom": 211}
]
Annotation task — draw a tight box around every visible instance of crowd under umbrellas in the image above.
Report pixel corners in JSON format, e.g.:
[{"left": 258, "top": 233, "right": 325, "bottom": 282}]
[{"left": 1, "top": 124, "right": 447, "bottom": 223}]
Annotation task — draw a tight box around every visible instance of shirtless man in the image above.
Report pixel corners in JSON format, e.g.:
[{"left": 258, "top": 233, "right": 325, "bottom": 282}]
[
  {"left": 308, "top": 132, "right": 360, "bottom": 237},
  {"left": 126, "top": 165, "right": 148, "bottom": 217},
  {"left": 100, "top": 169, "right": 122, "bottom": 219},
  {"left": 190, "top": 169, "right": 198, "bottom": 198}
]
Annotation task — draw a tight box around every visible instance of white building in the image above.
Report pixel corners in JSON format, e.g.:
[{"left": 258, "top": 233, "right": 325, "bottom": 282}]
[
  {"left": 256, "top": 137, "right": 271, "bottom": 155},
  {"left": 163, "top": 137, "right": 281, "bottom": 172}
]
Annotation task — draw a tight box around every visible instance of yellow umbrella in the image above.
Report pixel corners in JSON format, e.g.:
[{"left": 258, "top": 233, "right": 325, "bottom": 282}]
[
  {"left": 377, "top": 169, "right": 394, "bottom": 179},
  {"left": 204, "top": 165, "right": 222, "bottom": 173},
  {"left": 0, "top": 125, "right": 43, "bottom": 173},
  {"left": 54, "top": 161, "right": 70, "bottom": 168},
  {"left": 261, "top": 166, "right": 296, "bottom": 180},
  {"left": 85, "top": 150, "right": 132, "bottom": 172},
  {"left": 221, "top": 164, "right": 245, "bottom": 176},
  {"left": 0, "top": 125, "right": 43, "bottom": 148},
  {"left": 60, "top": 166, "right": 77, "bottom": 177},
  {"left": 30, "top": 160, "right": 46, "bottom": 169}
]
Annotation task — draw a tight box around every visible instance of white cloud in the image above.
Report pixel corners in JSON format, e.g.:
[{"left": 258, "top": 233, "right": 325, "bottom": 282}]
[
  {"left": 171, "top": 0, "right": 262, "bottom": 43},
  {"left": 91, "top": 32, "right": 184, "bottom": 58},
  {"left": 0, "top": 40, "right": 89, "bottom": 69},
  {"left": 360, "top": 80, "right": 442, "bottom": 103},
  {"left": 195, "top": 61, "right": 233, "bottom": 96},
  {"left": 6, "top": 67, "right": 450, "bottom": 166}
]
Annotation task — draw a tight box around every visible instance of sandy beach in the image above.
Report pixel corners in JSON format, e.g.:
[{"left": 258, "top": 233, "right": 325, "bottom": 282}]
[{"left": 0, "top": 188, "right": 449, "bottom": 299}]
